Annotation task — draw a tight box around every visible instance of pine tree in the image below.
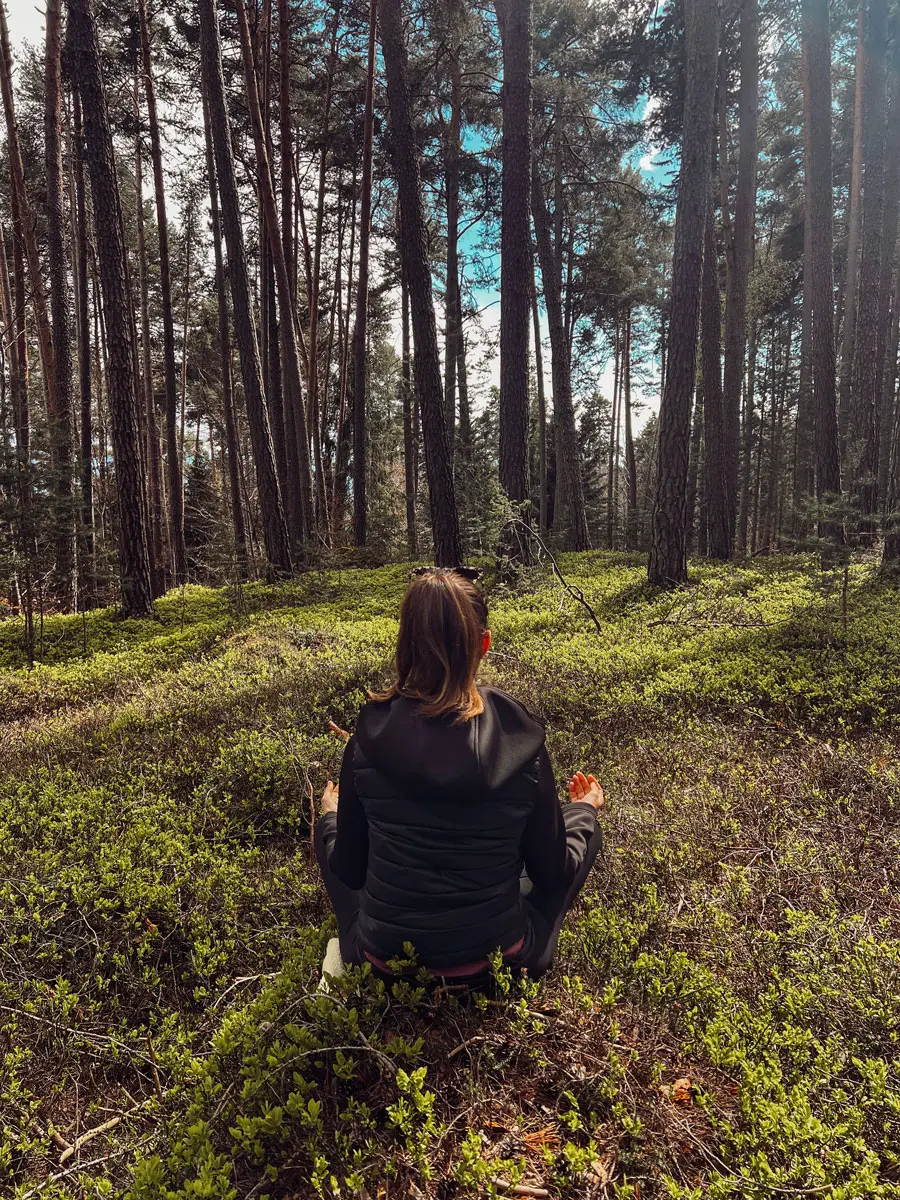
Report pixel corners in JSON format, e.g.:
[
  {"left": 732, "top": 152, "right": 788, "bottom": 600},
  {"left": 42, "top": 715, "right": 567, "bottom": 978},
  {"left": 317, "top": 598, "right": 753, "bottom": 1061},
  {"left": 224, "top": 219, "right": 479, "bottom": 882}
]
[
  {"left": 648, "top": 0, "right": 719, "bottom": 586},
  {"left": 69, "top": 0, "right": 153, "bottom": 617}
]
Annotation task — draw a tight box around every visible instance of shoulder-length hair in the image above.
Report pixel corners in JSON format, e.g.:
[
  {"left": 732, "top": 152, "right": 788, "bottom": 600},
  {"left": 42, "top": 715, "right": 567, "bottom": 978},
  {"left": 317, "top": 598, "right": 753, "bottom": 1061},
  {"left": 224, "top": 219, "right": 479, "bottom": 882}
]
[{"left": 372, "top": 568, "right": 488, "bottom": 722}]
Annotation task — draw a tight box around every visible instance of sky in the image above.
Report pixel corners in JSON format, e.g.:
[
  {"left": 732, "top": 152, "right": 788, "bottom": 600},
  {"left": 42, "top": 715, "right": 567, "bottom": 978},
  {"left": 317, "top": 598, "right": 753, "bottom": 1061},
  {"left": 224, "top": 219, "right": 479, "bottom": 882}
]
[
  {"left": 6, "top": 4, "right": 663, "bottom": 429},
  {"left": 6, "top": 1, "right": 42, "bottom": 50}
]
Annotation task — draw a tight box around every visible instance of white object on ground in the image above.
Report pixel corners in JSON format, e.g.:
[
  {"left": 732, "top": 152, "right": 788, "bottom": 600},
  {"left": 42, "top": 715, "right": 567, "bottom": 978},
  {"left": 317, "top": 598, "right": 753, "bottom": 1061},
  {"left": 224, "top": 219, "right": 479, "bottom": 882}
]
[{"left": 318, "top": 937, "right": 346, "bottom": 992}]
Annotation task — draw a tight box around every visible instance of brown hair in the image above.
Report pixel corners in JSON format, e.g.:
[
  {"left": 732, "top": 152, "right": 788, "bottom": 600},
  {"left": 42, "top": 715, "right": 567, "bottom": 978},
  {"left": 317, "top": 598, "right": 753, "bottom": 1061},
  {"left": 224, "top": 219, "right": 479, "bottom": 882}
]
[{"left": 372, "top": 569, "right": 489, "bottom": 721}]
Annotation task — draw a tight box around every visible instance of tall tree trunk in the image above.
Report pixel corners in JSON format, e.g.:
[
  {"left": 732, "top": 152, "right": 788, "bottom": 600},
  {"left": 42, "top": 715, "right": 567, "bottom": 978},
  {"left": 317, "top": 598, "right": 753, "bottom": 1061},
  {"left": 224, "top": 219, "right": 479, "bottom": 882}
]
[
  {"left": 849, "top": 0, "right": 888, "bottom": 524},
  {"left": 332, "top": 176, "right": 358, "bottom": 535},
  {"left": 456, "top": 277, "right": 473, "bottom": 476},
  {"left": 400, "top": 254, "right": 418, "bottom": 558},
  {"left": 0, "top": 3, "right": 55, "bottom": 413},
  {"left": 648, "top": 0, "right": 719, "bottom": 586},
  {"left": 701, "top": 188, "right": 730, "bottom": 560},
  {"left": 750, "top": 336, "right": 772, "bottom": 553},
  {"left": 203, "top": 92, "right": 248, "bottom": 575},
  {"left": 803, "top": 0, "right": 843, "bottom": 551},
  {"left": 794, "top": 32, "right": 815, "bottom": 515},
  {"left": 380, "top": 0, "right": 462, "bottom": 566},
  {"left": 876, "top": 36, "right": 900, "bottom": 507},
  {"left": 72, "top": 92, "right": 95, "bottom": 600},
  {"left": 688, "top": 382, "right": 705, "bottom": 555},
  {"left": 134, "top": 76, "right": 167, "bottom": 597},
  {"left": 352, "top": 0, "right": 377, "bottom": 547},
  {"left": 444, "top": 0, "right": 464, "bottom": 451},
  {"left": 607, "top": 322, "right": 621, "bottom": 550},
  {"left": 881, "top": 265, "right": 900, "bottom": 519},
  {"left": 136, "top": 0, "right": 186, "bottom": 586},
  {"left": 838, "top": 0, "right": 866, "bottom": 440},
  {"left": 737, "top": 323, "right": 757, "bottom": 552},
  {"left": 234, "top": 0, "right": 314, "bottom": 547},
  {"left": 623, "top": 312, "right": 638, "bottom": 550},
  {"left": 44, "top": 0, "right": 75, "bottom": 606},
  {"left": 531, "top": 262, "right": 549, "bottom": 537},
  {"left": 278, "top": 0, "right": 294, "bottom": 299},
  {"left": 495, "top": 0, "right": 533, "bottom": 524},
  {"left": 320, "top": 195, "right": 348, "bottom": 513},
  {"left": 69, "top": 0, "right": 153, "bottom": 617},
  {"left": 764, "top": 323, "right": 791, "bottom": 549},
  {"left": 198, "top": 0, "right": 292, "bottom": 577},
  {"left": 720, "top": 0, "right": 757, "bottom": 550},
  {"left": 310, "top": 0, "right": 343, "bottom": 530},
  {"left": 0, "top": 220, "right": 34, "bottom": 656},
  {"left": 532, "top": 169, "right": 590, "bottom": 550},
  {"left": 178, "top": 198, "right": 194, "bottom": 490}
]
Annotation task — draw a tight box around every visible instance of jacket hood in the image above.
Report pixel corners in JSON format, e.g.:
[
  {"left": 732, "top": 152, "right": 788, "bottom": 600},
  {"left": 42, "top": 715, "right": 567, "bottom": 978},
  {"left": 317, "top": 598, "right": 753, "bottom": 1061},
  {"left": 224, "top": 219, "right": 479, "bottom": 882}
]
[{"left": 355, "top": 685, "right": 546, "bottom": 796}]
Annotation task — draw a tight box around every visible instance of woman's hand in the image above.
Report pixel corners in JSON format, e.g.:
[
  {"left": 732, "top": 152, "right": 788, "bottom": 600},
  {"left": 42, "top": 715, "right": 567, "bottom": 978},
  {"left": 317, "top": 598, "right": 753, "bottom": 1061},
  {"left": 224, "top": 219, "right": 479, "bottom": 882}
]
[
  {"left": 570, "top": 771, "right": 604, "bottom": 811},
  {"left": 321, "top": 781, "right": 339, "bottom": 815}
]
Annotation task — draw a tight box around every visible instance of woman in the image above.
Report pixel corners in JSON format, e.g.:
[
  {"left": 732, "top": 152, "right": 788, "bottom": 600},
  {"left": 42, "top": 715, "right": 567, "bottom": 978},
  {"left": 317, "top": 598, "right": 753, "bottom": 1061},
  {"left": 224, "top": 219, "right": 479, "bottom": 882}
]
[{"left": 315, "top": 567, "right": 604, "bottom": 983}]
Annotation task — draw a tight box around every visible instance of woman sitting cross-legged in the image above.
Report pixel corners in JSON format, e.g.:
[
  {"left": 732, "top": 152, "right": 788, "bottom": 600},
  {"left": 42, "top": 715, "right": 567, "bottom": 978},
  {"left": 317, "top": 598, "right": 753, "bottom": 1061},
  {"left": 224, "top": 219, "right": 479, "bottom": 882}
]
[{"left": 315, "top": 567, "right": 604, "bottom": 985}]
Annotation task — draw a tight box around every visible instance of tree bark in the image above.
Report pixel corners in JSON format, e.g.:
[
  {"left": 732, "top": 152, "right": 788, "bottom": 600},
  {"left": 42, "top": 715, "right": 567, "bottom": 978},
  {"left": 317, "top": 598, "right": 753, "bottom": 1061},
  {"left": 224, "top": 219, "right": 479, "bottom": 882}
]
[
  {"left": 532, "top": 168, "right": 589, "bottom": 550},
  {"left": 198, "top": 0, "right": 292, "bottom": 577},
  {"left": 737, "top": 322, "right": 758, "bottom": 553},
  {"left": 400, "top": 253, "right": 418, "bottom": 558},
  {"left": 278, "top": 0, "right": 294, "bottom": 298},
  {"left": 802, "top": 0, "right": 843, "bottom": 549},
  {"left": 701, "top": 192, "right": 731, "bottom": 559},
  {"left": 203, "top": 91, "right": 248, "bottom": 575},
  {"left": 531, "top": 262, "right": 549, "bottom": 537},
  {"left": 495, "top": 0, "right": 533, "bottom": 520},
  {"left": 0, "top": 219, "right": 35, "bottom": 655},
  {"left": 455, "top": 273, "right": 473, "bottom": 476},
  {"left": 69, "top": 0, "right": 153, "bottom": 617},
  {"left": 607, "top": 322, "right": 621, "bottom": 550},
  {"left": 721, "top": 0, "right": 758, "bottom": 549},
  {"left": 794, "top": 31, "right": 815, "bottom": 514},
  {"left": 623, "top": 311, "right": 638, "bottom": 550},
  {"left": 648, "top": 0, "right": 719, "bottom": 586},
  {"left": 849, "top": 0, "right": 888, "bottom": 523},
  {"left": 72, "top": 91, "right": 95, "bottom": 601},
  {"left": 134, "top": 76, "right": 167, "bottom": 597},
  {"left": 444, "top": 0, "right": 464, "bottom": 453},
  {"left": 44, "top": 0, "right": 76, "bottom": 606},
  {"left": 0, "top": 3, "right": 55, "bottom": 415},
  {"left": 876, "top": 36, "right": 900, "bottom": 507},
  {"left": 688, "top": 381, "right": 705, "bottom": 555},
  {"left": 352, "top": 0, "right": 377, "bottom": 547},
  {"left": 136, "top": 0, "right": 186, "bottom": 586},
  {"left": 311, "top": 0, "right": 343, "bottom": 531},
  {"left": 838, "top": 1, "right": 866, "bottom": 440},
  {"left": 234, "top": 0, "right": 314, "bottom": 547},
  {"left": 380, "top": 0, "right": 462, "bottom": 566}
]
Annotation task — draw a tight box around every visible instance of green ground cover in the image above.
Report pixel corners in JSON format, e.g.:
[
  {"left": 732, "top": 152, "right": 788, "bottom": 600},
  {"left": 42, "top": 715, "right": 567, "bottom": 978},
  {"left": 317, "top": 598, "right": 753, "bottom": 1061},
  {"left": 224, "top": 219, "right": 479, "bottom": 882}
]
[{"left": 2, "top": 554, "right": 899, "bottom": 1198}]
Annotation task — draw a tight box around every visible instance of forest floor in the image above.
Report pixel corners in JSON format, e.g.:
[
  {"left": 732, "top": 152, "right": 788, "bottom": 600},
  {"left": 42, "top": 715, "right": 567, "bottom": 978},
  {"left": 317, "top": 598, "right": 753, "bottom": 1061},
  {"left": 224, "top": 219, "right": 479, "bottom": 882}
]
[{"left": 2, "top": 554, "right": 900, "bottom": 1199}]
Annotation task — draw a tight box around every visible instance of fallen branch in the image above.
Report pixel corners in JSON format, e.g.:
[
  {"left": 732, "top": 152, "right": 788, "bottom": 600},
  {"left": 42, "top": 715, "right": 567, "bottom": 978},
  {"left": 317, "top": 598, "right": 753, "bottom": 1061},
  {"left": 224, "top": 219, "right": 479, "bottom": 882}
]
[
  {"left": 490, "top": 1180, "right": 549, "bottom": 1199},
  {"left": 18, "top": 1136, "right": 157, "bottom": 1200},
  {"left": 506, "top": 519, "right": 603, "bottom": 634},
  {"left": 446, "top": 1035, "right": 487, "bottom": 1059},
  {"left": 59, "top": 1101, "right": 150, "bottom": 1164},
  {"left": 210, "top": 972, "right": 279, "bottom": 1011}
]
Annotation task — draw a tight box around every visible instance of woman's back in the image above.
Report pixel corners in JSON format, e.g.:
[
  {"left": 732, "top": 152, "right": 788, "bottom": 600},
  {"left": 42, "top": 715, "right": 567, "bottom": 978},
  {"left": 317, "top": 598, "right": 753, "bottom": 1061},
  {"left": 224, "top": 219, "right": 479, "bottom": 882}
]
[{"left": 345, "top": 687, "right": 546, "bottom": 967}]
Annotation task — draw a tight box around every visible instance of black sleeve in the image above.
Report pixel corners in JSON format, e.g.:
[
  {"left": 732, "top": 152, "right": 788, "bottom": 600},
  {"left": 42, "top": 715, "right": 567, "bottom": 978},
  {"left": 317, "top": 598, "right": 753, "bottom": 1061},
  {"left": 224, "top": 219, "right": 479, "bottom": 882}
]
[
  {"left": 319, "top": 737, "right": 369, "bottom": 890},
  {"left": 521, "top": 745, "right": 599, "bottom": 893}
]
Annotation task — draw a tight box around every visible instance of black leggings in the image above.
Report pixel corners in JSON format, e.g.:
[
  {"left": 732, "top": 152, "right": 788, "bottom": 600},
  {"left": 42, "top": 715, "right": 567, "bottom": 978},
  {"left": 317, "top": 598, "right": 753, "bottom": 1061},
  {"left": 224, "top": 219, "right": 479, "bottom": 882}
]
[{"left": 314, "top": 812, "right": 603, "bottom": 983}]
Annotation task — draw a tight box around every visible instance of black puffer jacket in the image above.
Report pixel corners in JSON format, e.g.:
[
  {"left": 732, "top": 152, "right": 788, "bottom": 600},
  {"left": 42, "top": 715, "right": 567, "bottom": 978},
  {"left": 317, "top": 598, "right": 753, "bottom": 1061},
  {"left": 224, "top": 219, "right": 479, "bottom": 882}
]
[{"left": 318, "top": 687, "right": 597, "bottom": 968}]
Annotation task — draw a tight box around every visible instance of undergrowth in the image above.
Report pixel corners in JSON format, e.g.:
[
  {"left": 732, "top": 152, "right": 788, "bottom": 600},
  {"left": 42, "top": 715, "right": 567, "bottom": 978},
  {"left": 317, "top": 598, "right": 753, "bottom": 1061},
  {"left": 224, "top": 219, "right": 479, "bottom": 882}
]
[{"left": 2, "top": 554, "right": 899, "bottom": 1197}]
